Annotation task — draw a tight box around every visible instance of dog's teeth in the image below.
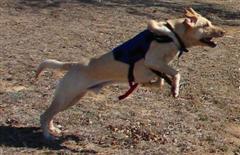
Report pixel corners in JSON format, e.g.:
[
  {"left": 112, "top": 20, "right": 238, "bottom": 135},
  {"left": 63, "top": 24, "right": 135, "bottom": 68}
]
[{"left": 56, "top": 124, "right": 62, "bottom": 129}]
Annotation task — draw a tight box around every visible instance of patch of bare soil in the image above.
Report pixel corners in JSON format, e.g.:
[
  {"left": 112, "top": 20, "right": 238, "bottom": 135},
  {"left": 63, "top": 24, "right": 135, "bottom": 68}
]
[{"left": 0, "top": 0, "right": 240, "bottom": 154}]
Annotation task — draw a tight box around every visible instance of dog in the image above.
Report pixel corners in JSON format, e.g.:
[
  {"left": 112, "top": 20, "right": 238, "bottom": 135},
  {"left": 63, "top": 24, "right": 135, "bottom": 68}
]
[{"left": 36, "top": 8, "right": 225, "bottom": 140}]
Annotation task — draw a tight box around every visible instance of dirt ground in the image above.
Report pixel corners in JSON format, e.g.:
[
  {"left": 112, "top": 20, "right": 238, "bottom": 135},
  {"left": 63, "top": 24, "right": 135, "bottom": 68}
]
[{"left": 0, "top": 0, "right": 240, "bottom": 154}]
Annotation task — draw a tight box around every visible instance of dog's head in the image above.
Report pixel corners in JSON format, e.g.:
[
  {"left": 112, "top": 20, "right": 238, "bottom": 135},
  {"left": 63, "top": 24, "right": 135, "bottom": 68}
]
[{"left": 178, "top": 8, "right": 225, "bottom": 48}]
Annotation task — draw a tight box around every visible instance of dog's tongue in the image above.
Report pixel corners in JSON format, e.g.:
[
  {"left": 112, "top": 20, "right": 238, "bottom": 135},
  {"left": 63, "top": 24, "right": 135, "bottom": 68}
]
[
  {"left": 209, "top": 41, "right": 217, "bottom": 47},
  {"left": 201, "top": 38, "right": 217, "bottom": 47}
]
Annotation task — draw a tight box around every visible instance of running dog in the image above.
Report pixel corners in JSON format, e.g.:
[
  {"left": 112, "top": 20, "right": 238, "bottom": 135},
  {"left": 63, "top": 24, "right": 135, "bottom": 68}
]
[{"left": 36, "top": 8, "right": 225, "bottom": 140}]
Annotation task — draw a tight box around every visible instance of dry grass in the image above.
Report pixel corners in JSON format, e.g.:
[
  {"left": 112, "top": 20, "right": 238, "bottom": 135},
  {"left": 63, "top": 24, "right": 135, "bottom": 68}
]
[{"left": 0, "top": 0, "right": 240, "bottom": 154}]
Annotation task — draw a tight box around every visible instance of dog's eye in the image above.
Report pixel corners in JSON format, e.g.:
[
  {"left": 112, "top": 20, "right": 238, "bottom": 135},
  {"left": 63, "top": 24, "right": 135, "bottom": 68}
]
[{"left": 203, "top": 23, "right": 210, "bottom": 28}]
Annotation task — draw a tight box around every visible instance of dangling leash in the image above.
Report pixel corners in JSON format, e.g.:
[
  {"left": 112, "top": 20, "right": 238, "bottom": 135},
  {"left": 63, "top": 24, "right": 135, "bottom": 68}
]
[
  {"left": 118, "top": 82, "right": 138, "bottom": 100},
  {"left": 118, "top": 63, "right": 139, "bottom": 100},
  {"left": 118, "top": 64, "right": 172, "bottom": 100}
]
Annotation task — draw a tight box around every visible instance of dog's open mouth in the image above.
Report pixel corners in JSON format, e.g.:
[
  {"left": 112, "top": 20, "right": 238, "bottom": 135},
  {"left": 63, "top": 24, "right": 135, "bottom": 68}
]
[{"left": 200, "top": 37, "right": 217, "bottom": 47}]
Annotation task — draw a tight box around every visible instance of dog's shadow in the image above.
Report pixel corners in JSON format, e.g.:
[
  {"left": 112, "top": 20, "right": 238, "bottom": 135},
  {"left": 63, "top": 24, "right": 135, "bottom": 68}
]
[{"left": 0, "top": 125, "right": 96, "bottom": 153}]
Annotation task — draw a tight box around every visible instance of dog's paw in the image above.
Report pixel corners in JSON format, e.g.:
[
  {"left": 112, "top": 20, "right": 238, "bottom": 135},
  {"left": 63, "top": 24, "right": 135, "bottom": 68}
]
[
  {"left": 159, "top": 78, "right": 165, "bottom": 91},
  {"left": 171, "top": 86, "right": 179, "bottom": 97},
  {"left": 50, "top": 126, "right": 62, "bottom": 135},
  {"left": 171, "top": 73, "right": 180, "bottom": 97},
  {"left": 43, "top": 132, "right": 60, "bottom": 142}
]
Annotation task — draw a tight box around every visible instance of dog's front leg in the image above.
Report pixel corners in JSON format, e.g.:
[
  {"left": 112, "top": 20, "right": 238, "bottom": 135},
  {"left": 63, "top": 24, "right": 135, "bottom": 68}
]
[
  {"left": 144, "top": 59, "right": 180, "bottom": 97},
  {"left": 159, "top": 78, "right": 165, "bottom": 91}
]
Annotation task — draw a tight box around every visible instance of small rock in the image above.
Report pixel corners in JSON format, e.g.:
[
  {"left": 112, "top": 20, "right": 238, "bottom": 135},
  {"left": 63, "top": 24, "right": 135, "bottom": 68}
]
[{"left": 6, "top": 77, "right": 13, "bottom": 81}]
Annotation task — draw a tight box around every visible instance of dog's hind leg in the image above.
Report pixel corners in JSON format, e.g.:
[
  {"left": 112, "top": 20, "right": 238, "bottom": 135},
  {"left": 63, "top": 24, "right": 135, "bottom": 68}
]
[
  {"left": 40, "top": 69, "right": 108, "bottom": 140},
  {"left": 40, "top": 69, "right": 92, "bottom": 140},
  {"left": 48, "top": 92, "right": 86, "bottom": 135},
  {"left": 40, "top": 98, "right": 63, "bottom": 140},
  {"left": 41, "top": 92, "right": 88, "bottom": 140},
  {"left": 40, "top": 86, "right": 88, "bottom": 140}
]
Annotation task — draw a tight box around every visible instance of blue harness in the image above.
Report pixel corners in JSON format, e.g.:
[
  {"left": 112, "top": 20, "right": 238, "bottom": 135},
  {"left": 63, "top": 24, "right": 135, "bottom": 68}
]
[{"left": 112, "top": 29, "right": 173, "bottom": 65}]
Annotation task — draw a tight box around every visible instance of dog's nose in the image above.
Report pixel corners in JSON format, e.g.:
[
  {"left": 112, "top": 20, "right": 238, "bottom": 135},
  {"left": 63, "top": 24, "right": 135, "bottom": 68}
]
[
  {"left": 214, "top": 26, "right": 225, "bottom": 37},
  {"left": 218, "top": 28, "right": 226, "bottom": 37},
  {"left": 220, "top": 30, "right": 226, "bottom": 36}
]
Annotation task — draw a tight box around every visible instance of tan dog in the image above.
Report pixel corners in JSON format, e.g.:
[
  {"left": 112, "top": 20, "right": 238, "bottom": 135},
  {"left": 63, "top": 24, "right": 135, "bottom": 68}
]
[{"left": 36, "top": 8, "right": 225, "bottom": 140}]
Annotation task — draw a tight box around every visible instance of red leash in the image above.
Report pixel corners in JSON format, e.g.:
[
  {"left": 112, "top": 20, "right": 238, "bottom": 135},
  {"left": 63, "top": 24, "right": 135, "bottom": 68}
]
[{"left": 118, "top": 82, "right": 138, "bottom": 100}]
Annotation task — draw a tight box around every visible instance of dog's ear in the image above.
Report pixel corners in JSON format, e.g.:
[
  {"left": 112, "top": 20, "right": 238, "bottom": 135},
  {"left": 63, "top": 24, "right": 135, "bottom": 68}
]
[
  {"left": 185, "top": 8, "right": 194, "bottom": 18},
  {"left": 188, "top": 7, "right": 200, "bottom": 16},
  {"left": 184, "top": 7, "right": 199, "bottom": 18},
  {"left": 184, "top": 17, "right": 198, "bottom": 28},
  {"left": 184, "top": 8, "right": 198, "bottom": 28},
  {"left": 185, "top": 7, "right": 200, "bottom": 16}
]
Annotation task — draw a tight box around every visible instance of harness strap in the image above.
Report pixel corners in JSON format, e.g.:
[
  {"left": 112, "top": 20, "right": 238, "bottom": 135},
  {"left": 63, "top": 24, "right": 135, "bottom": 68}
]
[
  {"left": 150, "top": 69, "right": 172, "bottom": 85},
  {"left": 165, "top": 22, "right": 189, "bottom": 58},
  {"left": 153, "top": 34, "right": 173, "bottom": 43},
  {"left": 128, "top": 63, "right": 135, "bottom": 85}
]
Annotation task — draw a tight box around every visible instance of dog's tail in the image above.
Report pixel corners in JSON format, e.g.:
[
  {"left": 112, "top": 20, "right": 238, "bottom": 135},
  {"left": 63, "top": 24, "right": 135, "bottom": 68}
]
[{"left": 35, "top": 59, "right": 78, "bottom": 78}]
